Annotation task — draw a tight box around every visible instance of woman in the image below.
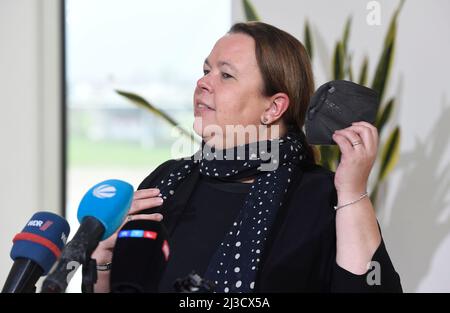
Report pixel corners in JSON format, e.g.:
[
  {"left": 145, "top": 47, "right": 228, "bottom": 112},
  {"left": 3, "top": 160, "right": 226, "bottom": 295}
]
[{"left": 92, "top": 22, "right": 402, "bottom": 293}]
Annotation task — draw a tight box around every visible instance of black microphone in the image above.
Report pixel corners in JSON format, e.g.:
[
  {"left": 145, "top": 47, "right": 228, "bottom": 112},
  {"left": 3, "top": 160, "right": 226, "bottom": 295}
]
[
  {"left": 110, "top": 220, "right": 170, "bottom": 293},
  {"left": 2, "top": 212, "right": 70, "bottom": 293}
]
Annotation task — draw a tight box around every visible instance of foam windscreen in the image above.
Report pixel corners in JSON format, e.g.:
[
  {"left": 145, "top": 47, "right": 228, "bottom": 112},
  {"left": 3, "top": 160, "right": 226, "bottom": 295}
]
[{"left": 110, "top": 220, "right": 170, "bottom": 293}]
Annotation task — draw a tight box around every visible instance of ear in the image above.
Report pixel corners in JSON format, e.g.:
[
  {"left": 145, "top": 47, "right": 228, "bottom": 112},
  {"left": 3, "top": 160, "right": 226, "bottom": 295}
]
[{"left": 261, "top": 93, "right": 290, "bottom": 124}]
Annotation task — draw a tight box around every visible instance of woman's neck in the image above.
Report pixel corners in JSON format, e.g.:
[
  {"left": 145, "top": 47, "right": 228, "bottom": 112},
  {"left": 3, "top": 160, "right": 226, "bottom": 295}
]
[{"left": 203, "top": 124, "right": 288, "bottom": 150}]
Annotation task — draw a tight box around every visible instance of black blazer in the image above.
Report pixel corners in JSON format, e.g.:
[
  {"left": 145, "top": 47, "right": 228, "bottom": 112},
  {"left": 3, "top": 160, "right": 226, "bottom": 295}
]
[{"left": 138, "top": 159, "right": 402, "bottom": 293}]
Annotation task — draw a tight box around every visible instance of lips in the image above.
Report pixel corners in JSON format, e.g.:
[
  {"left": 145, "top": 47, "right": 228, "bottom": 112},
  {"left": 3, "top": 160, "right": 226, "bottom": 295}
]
[
  {"left": 194, "top": 100, "right": 216, "bottom": 116},
  {"left": 196, "top": 103, "right": 215, "bottom": 110}
]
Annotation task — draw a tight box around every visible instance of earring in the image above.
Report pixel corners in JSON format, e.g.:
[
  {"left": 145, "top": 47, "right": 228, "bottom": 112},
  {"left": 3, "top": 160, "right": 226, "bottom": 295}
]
[{"left": 261, "top": 117, "right": 269, "bottom": 125}]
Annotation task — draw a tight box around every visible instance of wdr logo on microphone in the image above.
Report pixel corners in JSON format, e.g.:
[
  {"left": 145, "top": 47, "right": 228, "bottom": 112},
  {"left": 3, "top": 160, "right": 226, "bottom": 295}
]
[
  {"left": 27, "top": 219, "right": 53, "bottom": 231},
  {"left": 93, "top": 184, "right": 117, "bottom": 199},
  {"left": 40, "top": 221, "right": 54, "bottom": 231}
]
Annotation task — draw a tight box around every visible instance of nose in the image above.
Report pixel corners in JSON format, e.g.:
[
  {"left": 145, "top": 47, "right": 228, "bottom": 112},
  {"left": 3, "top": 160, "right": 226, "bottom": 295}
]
[{"left": 196, "top": 75, "right": 212, "bottom": 93}]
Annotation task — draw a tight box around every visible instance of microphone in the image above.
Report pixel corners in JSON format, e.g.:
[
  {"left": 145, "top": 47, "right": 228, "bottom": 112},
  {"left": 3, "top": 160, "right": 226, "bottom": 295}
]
[
  {"left": 2, "top": 212, "right": 70, "bottom": 293},
  {"left": 110, "top": 220, "right": 170, "bottom": 293},
  {"left": 174, "top": 272, "right": 215, "bottom": 293},
  {"left": 41, "top": 179, "right": 133, "bottom": 293}
]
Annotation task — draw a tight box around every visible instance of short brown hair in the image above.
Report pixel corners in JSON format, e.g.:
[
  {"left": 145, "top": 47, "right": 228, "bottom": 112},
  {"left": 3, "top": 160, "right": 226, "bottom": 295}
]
[{"left": 228, "top": 22, "right": 315, "bottom": 162}]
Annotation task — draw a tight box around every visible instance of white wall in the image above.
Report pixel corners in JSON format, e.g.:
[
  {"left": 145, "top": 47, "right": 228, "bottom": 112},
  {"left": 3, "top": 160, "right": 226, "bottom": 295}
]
[
  {"left": 0, "top": 0, "right": 63, "bottom": 286},
  {"left": 232, "top": 0, "right": 450, "bottom": 292}
]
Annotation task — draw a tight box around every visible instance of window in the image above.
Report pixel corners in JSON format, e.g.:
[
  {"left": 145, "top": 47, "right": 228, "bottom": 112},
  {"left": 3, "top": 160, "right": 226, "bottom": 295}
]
[{"left": 65, "top": 0, "right": 230, "bottom": 292}]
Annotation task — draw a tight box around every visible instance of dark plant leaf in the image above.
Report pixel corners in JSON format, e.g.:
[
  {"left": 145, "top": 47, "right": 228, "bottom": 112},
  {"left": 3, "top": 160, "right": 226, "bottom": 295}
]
[
  {"left": 342, "top": 16, "right": 352, "bottom": 55},
  {"left": 346, "top": 54, "right": 353, "bottom": 81},
  {"left": 370, "top": 183, "right": 379, "bottom": 205},
  {"left": 372, "top": 31, "right": 395, "bottom": 102},
  {"left": 384, "top": 0, "right": 405, "bottom": 47},
  {"left": 318, "top": 146, "right": 333, "bottom": 171},
  {"left": 243, "top": 0, "right": 260, "bottom": 22},
  {"left": 376, "top": 98, "right": 395, "bottom": 135},
  {"left": 318, "top": 145, "right": 339, "bottom": 171},
  {"left": 359, "top": 56, "right": 369, "bottom": 86},
  {"left": 116, "top": 89, "right": 199, "bottom": 143},
  {"left": 371, "top": 0, "right": 404, "bottom": 102},
  {"left": 304, "top": 20, "right": 313, "bottom": 60},
  {"left": 333, "top": 41, "right": 345, "bottom": 80},
  {"left": 378, "top": 127, "right": 401, "bottom": 182}
]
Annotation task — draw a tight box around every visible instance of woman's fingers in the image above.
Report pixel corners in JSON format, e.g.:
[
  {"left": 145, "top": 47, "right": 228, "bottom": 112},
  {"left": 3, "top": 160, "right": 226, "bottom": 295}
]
[
  {"left": 352, "top": 121, "right": 378, "bottom": 138},
  {"left": 345, "top": 125, "right": 377, "bottom": 155},
  {"left": 334, "top": 122, "right": 379, "bottom": 156},
  {"left": 332, "top": 133, "right": 353, "bottom": 155},
  {"left": 129, "top": 196, "right": 164, "bottom": 215},
  {"left": 133, "top": 188, "right": 160, "bottom": 200},
  {"left": 332, "top": 122, "right": 379, "bottom": 194},
  {"left": 335, "top": 129, "right": 363, "bottom": 148},
  {"left": 128, "top": 213, "right": 164, "bottom": 222},
  {"left": 333, "top": 129, "right": 364, "bottom": 157},
  {"left": 129, "top": 188, "right": 164, "bottom": 215}
]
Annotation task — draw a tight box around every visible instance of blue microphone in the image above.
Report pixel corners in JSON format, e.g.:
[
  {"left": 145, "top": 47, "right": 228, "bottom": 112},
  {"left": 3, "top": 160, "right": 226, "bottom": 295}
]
[
  {"left": 41, "top": 179, "right": 133, "bottom": 293},
  {"left": 2, "top": 212, "right": 70, "bottom": 293}
]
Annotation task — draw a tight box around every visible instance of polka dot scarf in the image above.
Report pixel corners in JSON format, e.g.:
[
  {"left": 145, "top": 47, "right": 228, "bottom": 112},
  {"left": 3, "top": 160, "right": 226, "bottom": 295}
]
[{"left": 154, "top": 132, "right": 307, "bottom": 293}]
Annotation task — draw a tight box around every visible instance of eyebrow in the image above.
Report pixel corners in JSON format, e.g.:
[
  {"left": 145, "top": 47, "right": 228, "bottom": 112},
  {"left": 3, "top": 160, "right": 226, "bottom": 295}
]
[{"left": 204, "top": 58, "right": 238, "bottom": 72}]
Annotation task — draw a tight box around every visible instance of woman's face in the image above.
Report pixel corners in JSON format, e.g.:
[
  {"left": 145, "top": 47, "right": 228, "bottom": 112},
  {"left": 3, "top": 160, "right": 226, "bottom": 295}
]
[{"left": 193, "top": 33, "right": 272, "bottom": 148}]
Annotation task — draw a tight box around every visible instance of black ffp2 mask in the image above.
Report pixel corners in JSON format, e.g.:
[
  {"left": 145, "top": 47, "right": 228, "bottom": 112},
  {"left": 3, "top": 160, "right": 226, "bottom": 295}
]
[{"left": 305, "top": 80, "right": 380, "bottom": 145}]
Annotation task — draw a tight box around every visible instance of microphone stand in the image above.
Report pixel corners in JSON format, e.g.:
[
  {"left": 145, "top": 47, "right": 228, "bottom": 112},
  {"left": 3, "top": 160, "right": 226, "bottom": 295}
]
[{"left": 81, "top": 257, "right": 97, "bottom": 293}]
